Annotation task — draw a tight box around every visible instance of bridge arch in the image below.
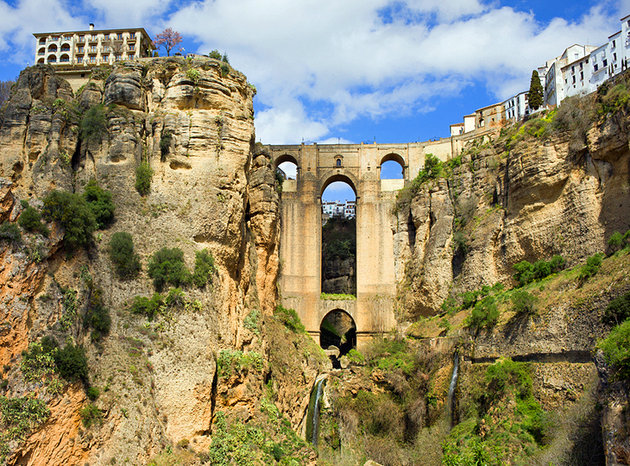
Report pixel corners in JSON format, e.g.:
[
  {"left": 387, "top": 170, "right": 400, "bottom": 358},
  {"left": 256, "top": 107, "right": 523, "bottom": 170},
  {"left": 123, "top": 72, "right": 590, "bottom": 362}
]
[
  {"left": 320, "top": 309, "right": 357, "bottom": 356},
  {"left": 379, "top": 152, "right": 407, "bottom": 179},
  {"left": 319, "top": 172, "right": 358, "bottom": 198}
]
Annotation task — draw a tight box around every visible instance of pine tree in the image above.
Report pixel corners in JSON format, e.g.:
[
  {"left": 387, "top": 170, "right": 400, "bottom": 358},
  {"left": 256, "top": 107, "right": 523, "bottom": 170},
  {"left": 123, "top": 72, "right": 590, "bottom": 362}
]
[{"left": 527, "top": 70, "right": 544, "bottom": 110}]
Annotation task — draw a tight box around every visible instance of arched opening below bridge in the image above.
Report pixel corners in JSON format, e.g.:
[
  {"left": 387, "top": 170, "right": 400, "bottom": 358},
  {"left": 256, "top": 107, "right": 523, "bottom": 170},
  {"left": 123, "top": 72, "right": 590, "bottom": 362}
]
[
  {"left": 380, "top": 153, "right": 405, "bottom": 179},
  {"left": 320, "top": 309, "right": 356, "bottom": 367},
  {"left": 274, "top": 154, "right": 299, "bottom": 180},
  {"left": 321, "top": 176, "right": 356, "bottom": 296}
]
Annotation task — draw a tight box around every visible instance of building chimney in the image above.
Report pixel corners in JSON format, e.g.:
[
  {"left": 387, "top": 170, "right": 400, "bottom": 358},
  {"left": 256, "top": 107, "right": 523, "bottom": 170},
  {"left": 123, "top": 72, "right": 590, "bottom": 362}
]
[{"left": 89, "top": 23, "right": 94, "bottom": 31}]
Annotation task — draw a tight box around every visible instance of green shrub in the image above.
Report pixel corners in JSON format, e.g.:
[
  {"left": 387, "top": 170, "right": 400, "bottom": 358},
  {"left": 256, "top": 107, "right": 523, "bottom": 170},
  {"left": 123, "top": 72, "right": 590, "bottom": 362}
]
[
  {"left": 217, "top": 349, "right": 263, "bottom": 377},
  {"left": 0, "top": 395, "right": 50, "bottom": 443},
  {"left": 603, "top": 292, "right": 630, "bottom": 325},
  {"left": 274, "top": 305, "right": 306, "bottom": 333},
  {"left": 130, "top": 293, "right": 164, "bottom": 319},
  {"left": 159, "top": 130, "right": 173, "bottom": 160},
  {"left": 579, "top": 253, "right": 604, "bottom": 281},
  {"left": 18, "top": 206, "right": 49, "bottom": 236},
  {"left": 598, "top": 319, "right": 630, "bottom": 380},
  {"left": 79, "top": 403, "right": 102, "bottom": 427},
  {"left": 511, "top": 290, "right": 537, "bottom": 315},
  {"left": 83, "top": 179, "right": 114, "bottom": 229},
  {"left": 42, "top": 190, "right": 97, "bottom": 249},
  {"left": 243, "top": 309, "right": 260, "bottom": 336},
  {"left": 20, "top": 340, "right": 57, "bottom": 382},
  {"left": 192, "top": 249, "right": 215, "bottom": 288},
  {"left": 208, "top": 49, "right": 222, "bottom": 60},
  {"left": 165, "top": 287, "right": 185, "bottom": 308},
  {"left": 466, "top": 296, "right": 499, "bottom": 334},
  {"left": 346, "top": 348, "right": 365, "bottom": 365},
  {"left": 513, "top": 255, "right": 565, "bottom": 287},
  {"left": 86, "top": 386, "right": 100, "bottom": 401},
  {"left": 147, "top": 247, "right": 191, "bottom": 291},
  {"left": 135, "top": 162, "right": 153, "bottom": 196},
  {"left": 185, "top": 68, "right": 200, "bottom": 84},
  {"left": 54, "top": 343, "right": 88, "bottom": 384},
  {"left": 0, "top": 222, "right": 21, "bottom": 243},
  {"left": 79, "top": 104, "right": 107, "bottom": 143},
  {"left": 368, "top": 338, "right": 415, "bottom": 375},
  {"left": 109, "top": 232, "right": 141, "bottom": 279},
  {"left": 84, "top": 287, "right": 111, "bottom": 341}
]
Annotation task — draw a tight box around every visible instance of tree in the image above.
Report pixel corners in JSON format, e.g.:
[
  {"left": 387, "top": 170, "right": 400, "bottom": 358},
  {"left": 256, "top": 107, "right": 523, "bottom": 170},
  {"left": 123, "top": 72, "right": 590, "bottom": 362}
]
[
  {"left": 527, "top": 70, "right": 544, "bottom": 110},
  {"left": 153, "top": 28, "right": 183, "bottom": 57}
]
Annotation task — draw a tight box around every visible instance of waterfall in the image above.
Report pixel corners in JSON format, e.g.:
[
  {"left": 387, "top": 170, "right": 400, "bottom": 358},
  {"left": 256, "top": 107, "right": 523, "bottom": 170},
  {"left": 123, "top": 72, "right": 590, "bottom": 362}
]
[
  {"left": 305, "top": 375, "right": 327, "bottom": 446},
  {"left": 447, "top": 351, "right": 459, "bottom": 427}
]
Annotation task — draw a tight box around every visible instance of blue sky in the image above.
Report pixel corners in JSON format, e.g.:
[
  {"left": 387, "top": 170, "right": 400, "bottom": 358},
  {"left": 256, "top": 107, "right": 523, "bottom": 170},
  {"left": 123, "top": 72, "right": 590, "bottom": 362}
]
[{"left": 0, "top": 0, "right": 627, "bottom": 200}]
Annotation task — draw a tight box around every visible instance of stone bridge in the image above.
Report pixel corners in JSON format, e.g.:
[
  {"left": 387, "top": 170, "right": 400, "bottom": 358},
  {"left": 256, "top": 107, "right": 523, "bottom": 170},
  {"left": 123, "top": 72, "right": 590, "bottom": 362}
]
[{"left": 268, "top": 140, "right": 456, "bottom": 349}]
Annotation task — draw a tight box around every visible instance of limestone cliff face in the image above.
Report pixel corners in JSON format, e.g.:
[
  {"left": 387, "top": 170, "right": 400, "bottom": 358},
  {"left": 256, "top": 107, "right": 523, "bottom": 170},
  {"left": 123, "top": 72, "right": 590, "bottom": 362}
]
[
  {"left": 0, "top": 59, "right": 317, "bottom": 465},
  {"left": 394, "top": 105, "right": 630, "bottom": 320}
]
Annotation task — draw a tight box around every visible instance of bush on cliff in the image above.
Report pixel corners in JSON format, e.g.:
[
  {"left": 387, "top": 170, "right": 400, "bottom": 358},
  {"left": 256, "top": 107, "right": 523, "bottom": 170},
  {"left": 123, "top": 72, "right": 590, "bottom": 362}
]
[
  {"left": 83, "top": 179, "right": 115, "bottom": 229},
  {"left": 42, "top": 190, "right": 97, "bottom": 250},
  {"left": 598, "top": 319, "right": 630, "bottom": 380},
  {"left": 109, "top": 232, "right": 141, "bottom": 279},
  {"left": 465, "top": 296, "right": 499, "bottom": 334},
  {"left": 147, "top": 247, "right": 191, "bottom": 291},
  {"left": 135, "top": 162, "right": 153, "bottom": 196},
  {"left": 192, "top": 249, "right": 215, "bottom": 288},
  {"left": 579, "top": 253, "right": 604, "bottom": 281},
  {"left": 513, "top": 255, "right": 565, "bottom": 287},
  {"left": 603, "top": 292, "right": 630, "bottom": 325},
  {"left": 84, "top": 287, "right": 111, "bottom": 341},
  {"left": 0, "top": 222, "right": 21, "bottom": 243},
  {"left": 79, "top": 104, "right": 107, "bottom": 143},
  {"left": 18, "top": 205, "right": 49, "bottom": 236}
]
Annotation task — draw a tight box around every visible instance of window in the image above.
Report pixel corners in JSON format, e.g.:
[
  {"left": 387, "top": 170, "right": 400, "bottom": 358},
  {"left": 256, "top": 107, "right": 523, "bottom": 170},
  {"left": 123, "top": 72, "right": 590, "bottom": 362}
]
[
  {"left": 580, "top": 71, "right": 583, "bottom": 80},
  {"left": 336, "top": 159, "right": 342, "bottom": 167},
  {"left": 594, "top": 63, "right": 599, "bottom": 71},
  {"left": 104, "top": 34, "right": 110, "bottom": 40},
  {"left": 90, "top": 46, "right": 97, "bottom": 53},
  {"left": 579, "top": 62, "right": 583, "bottom": 70},
  {"left": 90, "top": 56, "right": 96, "bottom": 63},
  {"left": 614, "top": 53, "right": 617, "bottom": 61},
  {"left": 129, "top": 32, "right": 135, "bottom": 39},
  {"left": 77, "top": 56, "right": 83, "bottom": 63},
  {"left": 39, "top": 38, "right": 45, "bottom": 44},
  {"left": 572, "top": 76, "right": 576, "bottom": 84},
  {"left": 103, "top": 45, "right": 110, "bottom": 52},
  {"left": 78, "top": 35, "right": 84, "bottom": 42},
  {"left": 128, "top": 44, "right": 135, "bottom": 51},
  {"left": 603, "top": 59, "right": 608, "bottom": 66},
  {"left": 115, "top": 54, "right": 122, "bottom": 61},
  {"left": 117, "top": 33, "right": 123, "bottom": 40},
  {"left": 102, "top": 54, "right": 108, "bottom": 62},
  {"left": 613, "top": 40, "right": 616, "bottom": 47},
  {"left": 78, "top": 46, "right": 84, "bottom": 53}
]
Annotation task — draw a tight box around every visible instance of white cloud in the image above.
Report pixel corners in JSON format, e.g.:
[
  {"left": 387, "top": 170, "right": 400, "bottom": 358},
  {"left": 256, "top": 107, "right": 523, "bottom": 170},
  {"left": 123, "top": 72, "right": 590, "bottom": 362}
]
[
  {"left": 85, "top": 0, "right": 173, "bottom": 28},
  {"left": 168, "top": 0, "right": 617, "bottom": 143},
  {"left": 0, "top": 0, "right": 84, "bottom": 66}
]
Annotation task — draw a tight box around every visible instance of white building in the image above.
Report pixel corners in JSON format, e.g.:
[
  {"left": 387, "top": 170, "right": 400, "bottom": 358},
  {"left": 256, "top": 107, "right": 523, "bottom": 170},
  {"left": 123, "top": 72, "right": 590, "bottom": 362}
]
[
  {"left": 503, "top": 91, "right": 530, "bottom": 122},
  {"left": 543, "top": 44, "right": 597, "bottom": 107},
  {"left": 33, "top": 24, "right": 154, "bottom": 67}
]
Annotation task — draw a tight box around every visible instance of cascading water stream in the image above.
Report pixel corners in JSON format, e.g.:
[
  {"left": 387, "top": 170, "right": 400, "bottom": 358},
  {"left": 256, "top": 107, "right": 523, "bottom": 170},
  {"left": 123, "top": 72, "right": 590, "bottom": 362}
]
[
  {"left": 305, "top": 375, "right": 327, "bottom": 446},
  {"left": 447, "top": 351, "right": 459, "bottom": 427}
]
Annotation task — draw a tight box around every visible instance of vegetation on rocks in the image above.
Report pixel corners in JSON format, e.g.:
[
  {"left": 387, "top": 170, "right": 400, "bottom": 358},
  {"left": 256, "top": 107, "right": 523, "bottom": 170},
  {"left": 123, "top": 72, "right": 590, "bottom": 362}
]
[
  {"left": 135, "top": 162, "right": 153, "bottom": 196},
  {"left": 0, "top": 222, "right": 21, "bottom": 243},
  {"left": 109, "top": 232, "right": 141, "bottom": 279},
  {"left": 18, "top": 204, "right": 49, "bottom": 236},
  {"left": 0, "top": 396, "right": 50, "bottom": 462},
  {"left": 42, "top": 190, "right": 97, "bottom": 249},
  {"left": 147, "top": 247, "right": 191, "bottom": 291},
  {"left": 83, "top": 179, "right": 115, "bottom": 229}
]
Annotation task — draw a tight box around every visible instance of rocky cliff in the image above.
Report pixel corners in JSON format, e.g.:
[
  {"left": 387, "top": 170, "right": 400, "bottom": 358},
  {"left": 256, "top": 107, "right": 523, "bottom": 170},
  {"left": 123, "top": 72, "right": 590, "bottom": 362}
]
[{"left": 0, "top": 59, "right": 325, "bottom": 465}]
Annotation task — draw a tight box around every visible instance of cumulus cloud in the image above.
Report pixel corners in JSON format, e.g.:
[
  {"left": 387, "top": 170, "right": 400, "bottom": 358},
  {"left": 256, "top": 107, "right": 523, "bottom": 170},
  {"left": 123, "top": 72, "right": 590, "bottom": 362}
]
[
  {"left": 169, "top": 0, "right": 617, "bottom": 143},
  {"left": 0, "top": 0, "right": 84, "bottom": 65},
  {"left": 85, "top": 0, "right": 174, "bottom": 28}
]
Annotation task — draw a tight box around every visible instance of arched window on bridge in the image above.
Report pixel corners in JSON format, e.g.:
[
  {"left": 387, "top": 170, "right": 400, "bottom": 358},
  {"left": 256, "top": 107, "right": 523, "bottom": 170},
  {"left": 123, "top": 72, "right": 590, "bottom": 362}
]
[
  {"left": 320, "top": 309, "right": 356, "bottom": 364},
  {"left": 321, "top": 176, "right": 357, "bottom": 297},
  {"left": 380, "top": 153, "right": 405, "bottom": 179},
  {"left": 275, "top": 154, "right": 298, "bottom": 180}
]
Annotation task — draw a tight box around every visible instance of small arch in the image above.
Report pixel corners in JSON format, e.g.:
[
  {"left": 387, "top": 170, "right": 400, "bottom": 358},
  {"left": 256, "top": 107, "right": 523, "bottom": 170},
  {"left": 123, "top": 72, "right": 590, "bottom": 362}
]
[
  {"left": 59, "top": 53, "right": 70, "bottom": 63},
  {"left": 380, "top": 153, "right": 406, "bottom": 179},
  {"left": 47, "top": 55, "right": 57, "bottom": 63},
  {"left": 48, "top": 44, "right": 57, "bottom": 52},
  {"left": 60, "top": 44, "right": 70, "bottom": 52},
  {"left": 37, "top": 47, "right": 45, "bottom": 55},
  {"left": 37, "top": 58, "right": 44, "bottom": 64},
  {"left": 320, "top": 173, "right": 357, "bottom": 198},
  {"left": 274, "top": 153, "right": 299, "bottom": 180},
  {"left": 320, "top": 309, "right": 356, "bottom": 360},
  {"left": 38, "top": 38, "right": 46, "bottom": 45}
]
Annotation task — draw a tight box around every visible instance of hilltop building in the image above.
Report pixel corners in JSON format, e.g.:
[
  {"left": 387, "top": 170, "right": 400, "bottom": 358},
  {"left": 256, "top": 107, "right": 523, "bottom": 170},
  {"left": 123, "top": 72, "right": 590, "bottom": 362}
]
[{"left": 33, "top": 24, "right": 154, "bottom": 91}]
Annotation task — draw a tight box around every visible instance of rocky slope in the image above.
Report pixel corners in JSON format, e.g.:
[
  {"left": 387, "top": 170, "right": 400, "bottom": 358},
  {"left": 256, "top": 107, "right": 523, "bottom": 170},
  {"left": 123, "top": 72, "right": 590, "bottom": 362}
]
[{"left": 0, "top": 59, "right": 325, "bottom": 465}]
